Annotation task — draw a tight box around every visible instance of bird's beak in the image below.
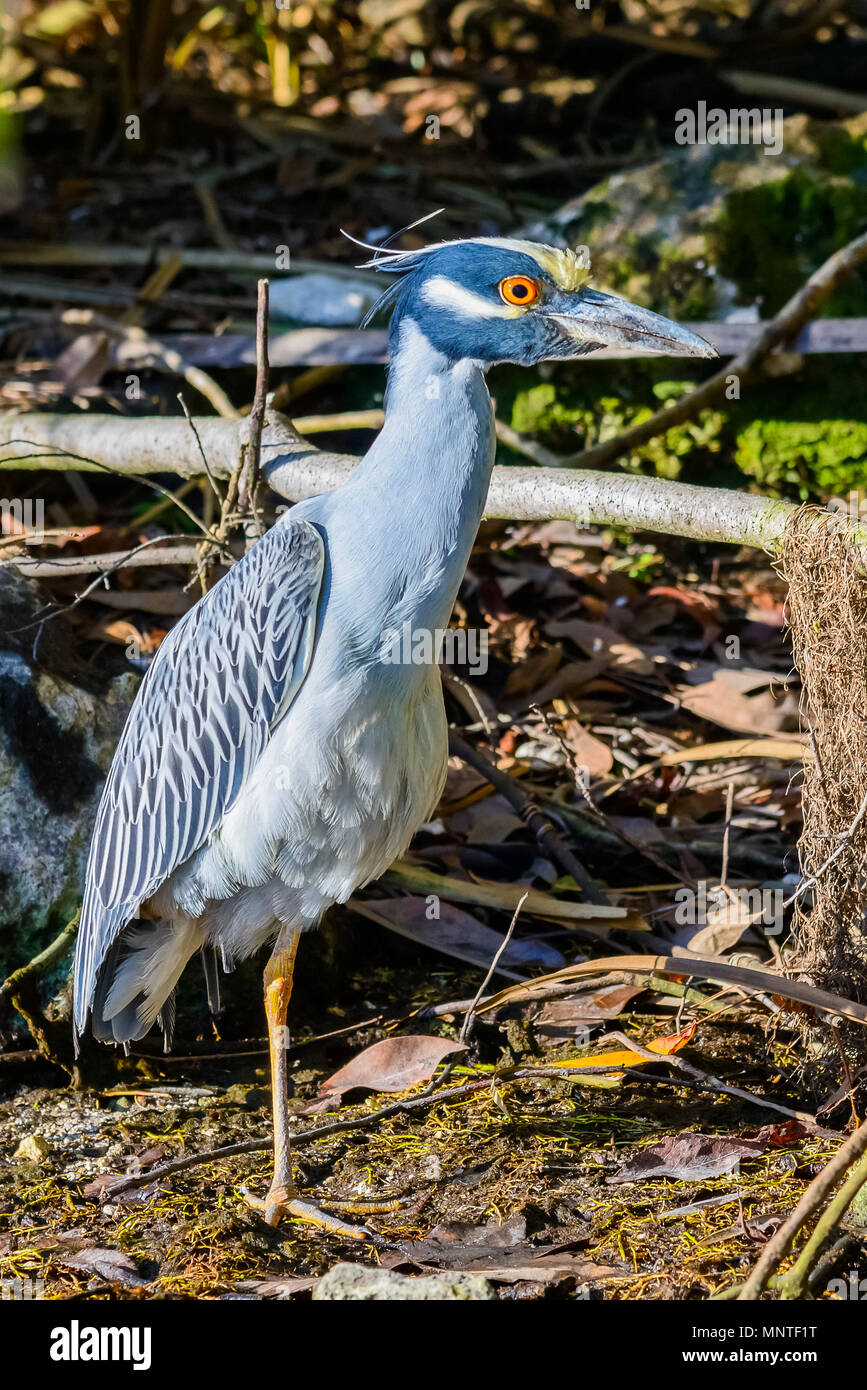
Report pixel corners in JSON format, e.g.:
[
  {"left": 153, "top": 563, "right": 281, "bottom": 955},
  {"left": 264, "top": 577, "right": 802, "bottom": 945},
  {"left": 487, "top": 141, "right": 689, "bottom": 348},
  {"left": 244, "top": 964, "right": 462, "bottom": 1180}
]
[{"left": 546, "top": 287, "right": 718, "bottom": 359}]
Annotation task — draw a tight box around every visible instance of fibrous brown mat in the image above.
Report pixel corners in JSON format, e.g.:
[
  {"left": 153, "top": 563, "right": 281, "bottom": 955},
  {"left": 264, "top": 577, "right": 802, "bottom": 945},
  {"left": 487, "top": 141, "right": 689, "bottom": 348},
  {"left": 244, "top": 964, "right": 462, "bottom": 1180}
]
[{"left": 780, "top": 505, "right": 867, "bottom": 1056}]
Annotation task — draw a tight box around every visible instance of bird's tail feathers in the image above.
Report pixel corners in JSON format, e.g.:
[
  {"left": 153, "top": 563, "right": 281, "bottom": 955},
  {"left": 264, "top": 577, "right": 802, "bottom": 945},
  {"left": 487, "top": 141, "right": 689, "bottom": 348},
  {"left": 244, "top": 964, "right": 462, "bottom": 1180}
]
[
  {"left": 91, "top": 917, "right": 203, "bottom": 1048},
  {"left": 201, "top": 946, "right": 222, "bottom": 1017}
]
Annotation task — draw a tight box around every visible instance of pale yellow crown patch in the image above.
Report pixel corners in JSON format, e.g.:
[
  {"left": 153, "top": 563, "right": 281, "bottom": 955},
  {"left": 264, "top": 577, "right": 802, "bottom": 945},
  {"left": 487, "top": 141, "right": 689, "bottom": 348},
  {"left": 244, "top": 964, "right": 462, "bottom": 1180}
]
[{"left": 520, "top": 241, "right": 592, "bottom": 291}]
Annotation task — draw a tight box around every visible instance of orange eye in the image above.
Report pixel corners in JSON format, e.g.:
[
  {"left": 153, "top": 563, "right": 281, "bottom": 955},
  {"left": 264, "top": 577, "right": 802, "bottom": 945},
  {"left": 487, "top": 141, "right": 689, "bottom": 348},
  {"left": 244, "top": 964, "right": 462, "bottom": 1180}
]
[{"left": 499, "top": 275, "right": 539, "bottom": 307}]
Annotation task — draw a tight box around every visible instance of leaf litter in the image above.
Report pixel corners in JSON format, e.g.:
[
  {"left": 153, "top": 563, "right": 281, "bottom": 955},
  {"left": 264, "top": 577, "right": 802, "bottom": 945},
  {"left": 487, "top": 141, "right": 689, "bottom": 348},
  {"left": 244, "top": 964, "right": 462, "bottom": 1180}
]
[{"left": 5, "top": 523, "right": 867, "bottom": 1301}]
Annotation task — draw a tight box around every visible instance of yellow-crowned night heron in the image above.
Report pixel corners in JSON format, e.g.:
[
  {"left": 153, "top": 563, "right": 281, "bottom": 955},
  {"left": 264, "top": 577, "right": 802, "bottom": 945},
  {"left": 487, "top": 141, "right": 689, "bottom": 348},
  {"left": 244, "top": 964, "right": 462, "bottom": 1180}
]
[{"left": 73, "top": 234, "right": 716, "bottom": 1234}]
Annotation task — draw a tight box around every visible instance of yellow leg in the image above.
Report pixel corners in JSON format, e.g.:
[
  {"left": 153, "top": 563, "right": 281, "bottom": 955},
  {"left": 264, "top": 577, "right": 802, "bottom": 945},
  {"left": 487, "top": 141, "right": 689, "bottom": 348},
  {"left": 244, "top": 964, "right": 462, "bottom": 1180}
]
[{"left": 242, "top": 924, "right": 373, "bottom": 1241}]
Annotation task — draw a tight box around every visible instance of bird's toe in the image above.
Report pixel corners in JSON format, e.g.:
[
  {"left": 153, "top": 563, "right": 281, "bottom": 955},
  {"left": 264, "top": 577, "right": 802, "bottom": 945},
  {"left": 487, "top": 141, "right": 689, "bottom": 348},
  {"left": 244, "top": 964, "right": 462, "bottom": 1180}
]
[{"left": 240, "top": 1183, "right": 375, "bottom": 1240}]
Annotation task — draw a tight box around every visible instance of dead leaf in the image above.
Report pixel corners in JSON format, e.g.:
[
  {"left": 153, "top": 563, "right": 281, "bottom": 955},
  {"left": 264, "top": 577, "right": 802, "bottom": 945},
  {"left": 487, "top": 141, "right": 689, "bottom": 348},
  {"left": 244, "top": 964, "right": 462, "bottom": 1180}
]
[
  {"left": 645, "top": 585, "right": 722, "bottom": 629},
  {"left": 505, "top": 642, "right": 562, "bottom": 697},
  {"left": 554, "top": 708, "right": 614, "bottom": 777},
  {"left": 352, "top": 894, "right": 564, "bottom": 974},
  {"left": 82, "top": 1173, "right": 124, "bottom": 1197},
  {"left": 32, "top": 1229, "right": 97, "bottom": 1253},
  {"left": 124, "top": 1143, "right": 167, "bottom": 1175},
  {"left": 406, "top": 1211, "right": 528, "bottom": 1264},
  {"left": 83, "top": 615, "right": 166, "bottom": 651},
  {"left": 394, "top": 1215, "right": 620, "bottom": 1286},
  {"left": 554, "top": 1020, "right": 696, "bottom": 1071},
  {"left": 752, "top": 1119, "right": 825, "bottom": 1145},
  {"left": 546, "top": 617, "right": 656, "bottom": 675},
  {"left": 59, "top": 1248, "right": 153, "bottom": 1287},
  {"left": 509, "top": 656, "right": 612, "bottom": 710},
  {"left": 658, "top": 737, "right": 807, "bottom": 767},
  {"left": 608, "top": 1132, "right": 767, "bottom": 1183},
  {"left": 51, "top": 331, "right": 109, "bottom": 391},
  {"left": 687, "top": 884, "right": 765, "bottom": 955},
  {"left": 300, "top": 1035, "right": 467, "bottom": 1113},
  {"left": 675, "top": 669, "right": 797, "bottom": 735},
  {"left": 534, "top": 984, "right": 644, "bottom": 1044},
  {"left": 446, "top": 794, "right": 526, "bottom": 844},
  {"left": 232, "top": 1276, "right": 317, "bottom": 1298}
]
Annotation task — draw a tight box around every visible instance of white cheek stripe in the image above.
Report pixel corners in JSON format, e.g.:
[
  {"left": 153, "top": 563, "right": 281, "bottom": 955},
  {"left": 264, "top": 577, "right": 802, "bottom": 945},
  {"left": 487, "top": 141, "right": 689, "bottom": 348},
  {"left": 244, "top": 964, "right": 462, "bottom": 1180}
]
[{"left": 420, "top": 275, "right": 525, "bottom": 320}]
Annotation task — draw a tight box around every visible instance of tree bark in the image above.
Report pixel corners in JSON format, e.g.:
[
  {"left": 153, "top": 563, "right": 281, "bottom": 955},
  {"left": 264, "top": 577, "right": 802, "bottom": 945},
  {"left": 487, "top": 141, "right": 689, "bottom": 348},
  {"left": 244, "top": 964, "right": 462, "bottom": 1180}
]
[{"left": 0, "top": 409, "right": 798, "bottom": 552}]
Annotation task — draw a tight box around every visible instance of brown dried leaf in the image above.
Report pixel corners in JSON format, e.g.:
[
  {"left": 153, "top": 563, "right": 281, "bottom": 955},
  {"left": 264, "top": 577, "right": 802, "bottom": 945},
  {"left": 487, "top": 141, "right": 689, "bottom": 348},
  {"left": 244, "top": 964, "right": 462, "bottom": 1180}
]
[
  {"left": 608, "top": 1133, "right": 767, "bottom": 1184},
  {"left": 353, "top": 894, "right": 564, "bottom": 973},
  {"left": 82, "top": 1173, "right": 124, "bottom": 1197},
  {"left": 300, "top": 1035, "right": 467, "bottom": 1113},
  {"left": 534, "top": 984, "right": 644, "bottom": 1045},
  {"left": 505, "top": 642, "right": 562, "bottom": 697},
  {"left": 60, "top": 1248, "right": 153, "bottom": 1287},
  {"left": 51, "top": 331, "right": 110, "bottom": 391},
  {"left": 675, "top": 669, "right": 795, "bottom": 735},
  {"left": 394, "top": 1215, "right": 620, "bottom": 1286},
  {"left": 546, "top": 617, "right": 655, "bottom": 675},
  {"left": 559, "top": 719, "right": 613, "bottom": 776}
]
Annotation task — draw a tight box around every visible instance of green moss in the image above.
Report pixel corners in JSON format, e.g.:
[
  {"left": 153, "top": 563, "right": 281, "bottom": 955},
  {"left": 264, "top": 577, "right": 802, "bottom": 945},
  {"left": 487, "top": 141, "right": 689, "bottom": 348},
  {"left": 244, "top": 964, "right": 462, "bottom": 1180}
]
[
  {"left": 810, "top": 118, "right": 867, "bottom": 176},
  {"left": 714, "top": 164, "right": 867, "bottom": 315},
  {"left": 500, "top": 362, "right": 726, "bottom": 481},
  {"left": 653, "top": 242, "right": 718, "bottom": 321},
  {"left": 533, "top": 116, "right": 867, "bottom": 327},
  {"left": 494, "top": 353, "right": 867, "bottom": 501},
  {"left": 731, "top": 372, "right": 867, "bottom": 496}
]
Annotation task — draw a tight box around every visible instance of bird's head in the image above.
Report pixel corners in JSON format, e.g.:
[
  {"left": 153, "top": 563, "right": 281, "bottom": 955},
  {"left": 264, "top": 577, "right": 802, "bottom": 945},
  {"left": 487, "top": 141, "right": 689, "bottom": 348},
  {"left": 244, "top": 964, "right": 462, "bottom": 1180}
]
[{"left": 360, "top": 234, "right": 717, "bottom": 366}]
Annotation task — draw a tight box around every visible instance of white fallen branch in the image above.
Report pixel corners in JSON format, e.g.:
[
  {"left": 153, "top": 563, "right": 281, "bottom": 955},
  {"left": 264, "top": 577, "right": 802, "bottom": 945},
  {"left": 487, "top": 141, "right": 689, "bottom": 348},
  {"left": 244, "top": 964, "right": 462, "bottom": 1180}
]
[
  {"left": 0, "top": 409, "right": 798, "bottom": 553},
  {"left": 7, "top": 543, "right": 203, "bottom": 578}
]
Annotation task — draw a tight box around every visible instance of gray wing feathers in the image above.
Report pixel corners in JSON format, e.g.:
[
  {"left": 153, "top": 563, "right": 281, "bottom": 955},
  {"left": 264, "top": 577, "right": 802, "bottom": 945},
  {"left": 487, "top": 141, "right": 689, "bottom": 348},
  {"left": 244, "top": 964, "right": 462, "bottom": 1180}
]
[{"left": 73, "top": 518, "right": 325, "bottom": 1032}]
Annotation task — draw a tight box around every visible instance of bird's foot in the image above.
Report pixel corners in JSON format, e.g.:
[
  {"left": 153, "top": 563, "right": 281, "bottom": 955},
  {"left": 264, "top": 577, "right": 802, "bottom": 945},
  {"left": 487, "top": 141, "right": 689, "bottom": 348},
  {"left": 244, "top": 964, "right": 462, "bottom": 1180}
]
[{"left": 240, "top": 1183, "right": 375, "bottom": 1240}]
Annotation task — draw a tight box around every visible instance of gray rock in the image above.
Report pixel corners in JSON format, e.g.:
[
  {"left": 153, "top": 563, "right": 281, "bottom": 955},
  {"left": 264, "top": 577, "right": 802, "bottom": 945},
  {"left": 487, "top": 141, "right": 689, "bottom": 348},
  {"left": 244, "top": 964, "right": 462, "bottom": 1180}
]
[
  {"left": 523, "top": 114, "right": 867, "bottom": 322},
  {"left": 312, "top": 1262, "right": 497, "bottom": 1301},
  {"left": 269, "top": 273, "right": 377, "bottom": 327},
  {"left": 0, "top": 570, "right": 137, "bottom": 980}
]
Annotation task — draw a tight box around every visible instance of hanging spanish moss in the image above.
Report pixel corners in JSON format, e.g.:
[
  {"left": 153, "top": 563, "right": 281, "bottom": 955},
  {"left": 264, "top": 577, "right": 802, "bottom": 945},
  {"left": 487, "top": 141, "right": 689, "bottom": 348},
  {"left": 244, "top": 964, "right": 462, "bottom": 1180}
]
[{"left": 781, "top": 505, "right": 867, "bottom": 1063}]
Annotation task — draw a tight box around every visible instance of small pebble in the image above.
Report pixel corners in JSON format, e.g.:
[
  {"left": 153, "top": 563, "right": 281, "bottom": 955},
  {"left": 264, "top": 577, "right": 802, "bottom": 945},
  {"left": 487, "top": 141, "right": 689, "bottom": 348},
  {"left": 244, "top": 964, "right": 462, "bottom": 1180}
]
[{"left": 13, "top": 1134, "right": 51, "bottom": 1164}]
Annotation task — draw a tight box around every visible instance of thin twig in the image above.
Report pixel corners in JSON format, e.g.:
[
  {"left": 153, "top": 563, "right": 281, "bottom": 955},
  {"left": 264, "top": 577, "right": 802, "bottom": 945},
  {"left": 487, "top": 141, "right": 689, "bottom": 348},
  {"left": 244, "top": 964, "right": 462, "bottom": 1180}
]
[
  {"left": 237, "top": 278, "right": 269, "bottom": 534},
  {"left": 4, "top": 538, "right": 207, "bottom": 582},
  {"left": 177, "top": 394, "right": 224, "bottom": 503},
  {"left": 601, "top": 1030, "right": 815, "bottom": 1125},
  {"left": 1, "top": 911, "right": 81, "bottom": 1081},
  {"left": 448, "top": 731, "right": 605, "bottom": 905},
  {"left": 782, "top": 784, "right": 867, "bottom": 910},
  {"left": 720, "top": 780, "right": 735, "bottom": 890},
  {"left": 460, "top": 892, "right": 528, "bottom": 1046},
  {"left": 0, "top": 443, "right": 217, "bottom": 542},
  {"left": 98, "top": 1077, "right": 500, "bottom": 1200}
]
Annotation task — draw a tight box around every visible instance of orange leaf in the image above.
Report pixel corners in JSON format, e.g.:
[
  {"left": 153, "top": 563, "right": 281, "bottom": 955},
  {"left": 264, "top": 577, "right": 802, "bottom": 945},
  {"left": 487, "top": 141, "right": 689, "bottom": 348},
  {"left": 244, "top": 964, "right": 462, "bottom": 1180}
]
[{"left": 553, "top": 1020, "right": 697, "bottom": 1071}]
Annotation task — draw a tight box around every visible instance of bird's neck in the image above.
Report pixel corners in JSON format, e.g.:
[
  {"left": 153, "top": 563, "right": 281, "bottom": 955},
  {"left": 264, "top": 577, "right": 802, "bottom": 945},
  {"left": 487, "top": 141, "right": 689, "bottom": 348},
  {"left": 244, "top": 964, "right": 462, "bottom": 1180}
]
[{"left": 346, "top": 319, "right": 495, "bottom": 628}]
